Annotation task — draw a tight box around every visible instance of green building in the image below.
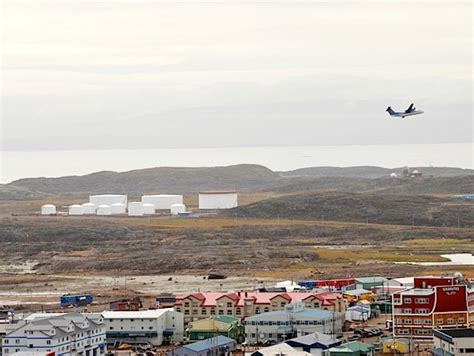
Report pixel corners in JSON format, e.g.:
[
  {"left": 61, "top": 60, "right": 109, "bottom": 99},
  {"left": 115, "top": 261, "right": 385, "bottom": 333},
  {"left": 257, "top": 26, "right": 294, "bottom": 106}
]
[
  {"left": 328, "top": 341, "right": 376, "bottom": 356},
  {"left": 186, "top": 315, "right": 244, "bottom": 342}
]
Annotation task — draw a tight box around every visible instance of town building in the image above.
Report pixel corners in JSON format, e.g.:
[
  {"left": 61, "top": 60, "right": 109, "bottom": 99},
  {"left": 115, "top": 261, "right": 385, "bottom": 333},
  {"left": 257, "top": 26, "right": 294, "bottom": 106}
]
[
  {"left": 102, "top": 309, "right": 183, "bottom": 346},
  {"left": 298, "top": 279, "right": 356, "bottom": 291},
  {"left": 285, "top": 332, "right": 342, "bottom": 355},
  {"left": 169, "top": 335, "right": 236, "bottom": 356},
  {"left": 174, "top": 291, "right": 344, "bottom": 322},
  {"left": 244, "top": 302, "right": 343, "bottom": 344},
  {"left": 432, "top": 328, "right": 474, "bottom": 356},
  {"left": 109, "top": 298, "right": 142, "bottom": 311},
  {"left": 391, "top": 276, "right": 474, "bottom": 339},
  {"left": 345, "top": 305, "right": 371, "bottom": 322},
  {"left": 1, "top": 312, "right": 106, "bottom": 356},
  {"left": 187, "top": 315, "right": 243, "bottom": 342},
  {"left": 381, "top": 338, "right": 411, "bottom": 354},
  {"left": 348, "top": 277, "right": 388, "bottom": 291},
  {"left": 249, "top": 343, "right": 312, "bottom": 356},
  {"left": 328, "top": 341, "right": 375, "bottom": 356},
  {"left": 342, "top": 289, "right": 375, "bottom": 304}
]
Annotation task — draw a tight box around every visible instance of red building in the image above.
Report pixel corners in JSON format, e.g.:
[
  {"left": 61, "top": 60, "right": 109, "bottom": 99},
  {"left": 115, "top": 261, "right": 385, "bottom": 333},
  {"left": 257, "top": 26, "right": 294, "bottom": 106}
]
[{"left": 392, "top": 276, "right": 474, "bottom": 339}]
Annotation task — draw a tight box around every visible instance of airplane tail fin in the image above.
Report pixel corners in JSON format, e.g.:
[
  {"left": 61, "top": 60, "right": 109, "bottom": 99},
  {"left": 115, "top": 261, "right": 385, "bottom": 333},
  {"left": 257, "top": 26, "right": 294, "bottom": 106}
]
[{"left": 386, "top": 107, "right": 395, "bottom": 115}]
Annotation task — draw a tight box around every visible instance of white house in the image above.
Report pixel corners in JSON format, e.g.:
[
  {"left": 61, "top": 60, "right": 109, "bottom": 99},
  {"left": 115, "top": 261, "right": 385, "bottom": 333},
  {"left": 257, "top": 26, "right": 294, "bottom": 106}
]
[
  {"left": 345, "top": 305, "right": 371, "bottom": 322},
  {"left": 102, "top": 309, "right": 184, "bottom": 346},
  {"left": 1, "top": 312, "right": 106, "bottom": 356},
  {"left": 244, "top": 303, "right": 343, "bottom": 344}
]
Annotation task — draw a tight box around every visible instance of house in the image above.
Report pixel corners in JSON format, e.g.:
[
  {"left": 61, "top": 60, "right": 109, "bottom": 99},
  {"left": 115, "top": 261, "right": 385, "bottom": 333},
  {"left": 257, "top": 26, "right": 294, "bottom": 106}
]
[
  {"left": 109, "top": 298, "right": 142, "bottom": 311},
  {"left": 345, "top": 306, "right": 370, "bottom": 322},
  {"left": 1, "top": 312, "right": 106, "bottom": 356},
  {"left": 249, "top": 342, "right": 312, "bottom": 356},
  {"left": 174, "top": 291, "right": 344, "bottom": 322},
  {"left": 187, "top": 315, "right": 243, "bottom": 342},
  {"left": 102, "top": 309, "right": 183, "bottom": 346},
  {"left": 328, "top": 341, "right": 375, "bottom": 356},
  {"left": 244, "top": 302, "right": 343, "bottom": 344},
  {"left": 169, "top": 335, "right": 236, "bottom": 356},
  {"left": 285, "top": 332, "right": 342, "bottom": 355},
  {"left": 432, "top": 328, "right": 474, "bottom": 356},
  {"left": 391, "top": 276, "right": 473, "bottom": 339}
]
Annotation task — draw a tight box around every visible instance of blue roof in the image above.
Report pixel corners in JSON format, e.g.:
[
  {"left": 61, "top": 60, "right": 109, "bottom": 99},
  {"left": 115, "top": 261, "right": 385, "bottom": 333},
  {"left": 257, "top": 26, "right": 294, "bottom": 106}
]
[{"left": 184, "top": 336, "right": 235, "bottom": 352}]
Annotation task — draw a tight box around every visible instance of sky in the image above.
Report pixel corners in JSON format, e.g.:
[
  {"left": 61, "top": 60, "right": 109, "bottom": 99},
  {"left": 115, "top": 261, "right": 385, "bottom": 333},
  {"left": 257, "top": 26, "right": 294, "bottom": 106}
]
[{"left": 1, "top": 0, "right": 472, "bottom": 151}]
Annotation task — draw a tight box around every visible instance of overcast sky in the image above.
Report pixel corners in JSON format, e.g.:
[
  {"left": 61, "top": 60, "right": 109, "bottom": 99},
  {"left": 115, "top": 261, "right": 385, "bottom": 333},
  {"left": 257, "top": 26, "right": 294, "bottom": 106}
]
[{"left": 1, "top": 0, "right": 472, "bottom": 151}]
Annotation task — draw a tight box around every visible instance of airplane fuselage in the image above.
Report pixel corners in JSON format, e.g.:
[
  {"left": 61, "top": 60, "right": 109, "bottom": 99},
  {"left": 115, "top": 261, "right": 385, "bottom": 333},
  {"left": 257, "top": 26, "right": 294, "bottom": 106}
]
[{"left": 390, "top": 110, "right": 424, "bottom": 118}]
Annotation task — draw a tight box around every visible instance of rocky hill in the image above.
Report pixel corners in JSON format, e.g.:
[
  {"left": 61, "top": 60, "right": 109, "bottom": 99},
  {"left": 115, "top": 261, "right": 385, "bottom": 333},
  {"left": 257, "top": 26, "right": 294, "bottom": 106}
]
[{"left": 225, "top": 192, "right": 474, "bottom": 227}]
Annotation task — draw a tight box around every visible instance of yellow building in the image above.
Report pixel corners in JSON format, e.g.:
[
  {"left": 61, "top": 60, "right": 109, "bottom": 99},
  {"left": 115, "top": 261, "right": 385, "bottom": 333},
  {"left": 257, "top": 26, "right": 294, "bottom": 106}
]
[{"left": 382, "top": 338, "right": 411, "bottom": 354}]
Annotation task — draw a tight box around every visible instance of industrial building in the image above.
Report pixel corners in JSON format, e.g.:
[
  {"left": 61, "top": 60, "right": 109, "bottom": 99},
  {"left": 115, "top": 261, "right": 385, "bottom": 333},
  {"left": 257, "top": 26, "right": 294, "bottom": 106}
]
[
  {"left": 244, "top": 302, "right": 344, "bottom": 344},
  {"left": 142, "top": 203, "right": 155, "bottom": 215},
  {"left": 89, "top": 195, "right": 127, "bottom": 207},
  {"left": 40, "top": 204, "right": 56, "bottom": 215},
  {"left": 198, "top": 191, "right": 238, "bottom": 209},
  {"left": 1, "top": 312, "right": 106, "bottom": 356},
  {"left": 142, "top": 195, "right": 183, "bottom": 210},
  {"left": 285, "top": 332, "right": 342, "bottom": 355},
  {"left": 128, "top": 202, "right": 144, "bottom": 216},
  {"left": 102, "top": 309, "right": 183, "bottom": 346}
]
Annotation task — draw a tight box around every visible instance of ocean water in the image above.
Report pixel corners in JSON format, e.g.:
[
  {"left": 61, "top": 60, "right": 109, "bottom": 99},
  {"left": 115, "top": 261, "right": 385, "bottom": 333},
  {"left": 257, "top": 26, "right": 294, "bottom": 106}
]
[{"left": 1, "top": 142, "right": 472, "bottom": 183}]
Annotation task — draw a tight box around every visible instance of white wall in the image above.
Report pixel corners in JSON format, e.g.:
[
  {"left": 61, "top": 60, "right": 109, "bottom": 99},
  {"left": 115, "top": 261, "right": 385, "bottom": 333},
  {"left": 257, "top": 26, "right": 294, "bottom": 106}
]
[
  {"left": 198, "top": 193, "right": 238, "bottom": 209},
  {"left": 90, "top": 195, "right": 127, "bottom": 206}
]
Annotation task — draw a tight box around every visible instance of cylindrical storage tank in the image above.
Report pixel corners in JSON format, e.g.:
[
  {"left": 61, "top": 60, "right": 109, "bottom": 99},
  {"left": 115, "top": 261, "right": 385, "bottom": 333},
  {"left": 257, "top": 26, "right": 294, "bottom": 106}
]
[
  {"left": 128, "top": 202, "right": 144, "bottom": 216},
  {"left": 111, "top": 203, "right": 126, "bottom": 215},
  {"left": 142, "top": 203, "right": 155, "bottom": 215},
  {"left": 141, "top": 195, "right": 183, "bottom": 210},
  {"left": 96, "top": 204, "right": 112, "bottom": 216},
  {"left": 41, "top": 204, "right": 56, "bottom": 215},
  {"left": 68, "top": 204, "right": 83, "bottom": 216},
  {"left": 81, "top": 202, "right": 96, "bottom": 215},
  {"left": 170, "top": 203, "right": 186, "bottom": 215}
]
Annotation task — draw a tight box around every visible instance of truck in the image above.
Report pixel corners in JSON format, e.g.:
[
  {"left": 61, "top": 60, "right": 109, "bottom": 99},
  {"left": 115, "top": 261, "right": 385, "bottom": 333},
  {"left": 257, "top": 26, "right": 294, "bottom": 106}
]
[{"left": 60, "top": 294, "right": 93, "bottom": 308}]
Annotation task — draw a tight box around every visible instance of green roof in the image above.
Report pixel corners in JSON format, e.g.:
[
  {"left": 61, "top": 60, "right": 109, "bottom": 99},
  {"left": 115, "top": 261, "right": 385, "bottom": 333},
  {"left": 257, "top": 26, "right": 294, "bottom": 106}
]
[
  {"left": 355, "top": 277, "right": 387, "bottom": 283},
  {"left": 330, "top": 341, "right": 375, "bottom": 353},
  {"left": 211, "top": 315, "right": 239, "bottom": 324}
]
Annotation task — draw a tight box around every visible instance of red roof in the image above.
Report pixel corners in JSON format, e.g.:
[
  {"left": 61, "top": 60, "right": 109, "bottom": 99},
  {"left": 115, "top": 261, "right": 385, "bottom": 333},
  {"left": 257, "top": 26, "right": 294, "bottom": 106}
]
[{"left": 175, "top": 291, "right": 341, "bottom": 308}]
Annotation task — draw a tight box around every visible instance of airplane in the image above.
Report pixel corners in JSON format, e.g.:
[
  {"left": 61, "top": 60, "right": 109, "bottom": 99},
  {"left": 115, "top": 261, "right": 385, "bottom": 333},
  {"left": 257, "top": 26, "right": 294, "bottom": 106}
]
[{"left": 386, "top": 103, "right": 424, "bottom": 118}]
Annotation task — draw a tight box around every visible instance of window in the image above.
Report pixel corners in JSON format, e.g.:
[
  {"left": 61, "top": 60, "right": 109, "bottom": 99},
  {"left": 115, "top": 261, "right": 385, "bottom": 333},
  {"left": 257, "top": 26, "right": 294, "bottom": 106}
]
[
  {"left": 416, "top": 298, "right": 429, "bottom": 304},
  {"left": 184, "top": 310, "right": 189, "bottom": 315},
  {"left": 219, "top": 310, "right": 224, "bottom": 315},
  {"left": 415, "top": 308, "right": 429, "bottom": 314},
  {"left": 15, "top": 339, "right": 20, "bottom": 344},
  {"left": 226, "top": 310, "right": 232, "bottom": 315},
  {"left": 210, "top": 309, "right": 216, "bottom": 315},
  {"left": 402, "top": 308, "right": 412, "bottom": 314},
  {"left": 201, "top": 308, "right": 207, "bottom": 314},
  {"left": 236, "top": 308, "right": 241, "bottom": 315},
  {"left": 458, "top": 317, "right": 465, "bottom": 323},
  {"left": 176, "top": 308, "right": 181, "bottom": 312},
  {"left": 264, "top": 307, "right": 269, "bottom": 313},
  {"left": 3, "top": 340, "right": 8, "bottom": 344},
  {"left": 313, "top": 303, "right": 320, "bottom": 308},
  {"left": 268, "top": 333, "right": 273, "bottom": 338},
  {"left": 227, "top": 302, "right": 232, "bottom": 308},
  {"left": 184, "top": 302, "right": 190, "bottom": 307},
  {"left": 403, "top": 298, "right": 412, "bottom": 303},
  {"left": 280, "top": 302, "right": 286, "bottom": 307},
  {"left": 447, "top": 318, "right": 454, "bottom": 324}
]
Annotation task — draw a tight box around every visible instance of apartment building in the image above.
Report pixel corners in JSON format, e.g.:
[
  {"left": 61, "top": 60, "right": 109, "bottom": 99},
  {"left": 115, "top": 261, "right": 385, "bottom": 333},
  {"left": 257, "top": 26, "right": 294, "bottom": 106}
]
[
  {"left": 174, "top": 291, "right": 344, "bottom": 322},
  {"left": 391, "top": 276, "right": 474, "bottom": 339},
  {"left": 1, "top": 312, "right": 106, "bottom": 356},
  {"left": 244, "top": 302, "right": 343, "bottom": 344},
  {"left": 432, "top": 328, "right": 474, "bottom": 356},
  {"left": 102, "top": 309, "right": 183, "bottom": 346}
]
